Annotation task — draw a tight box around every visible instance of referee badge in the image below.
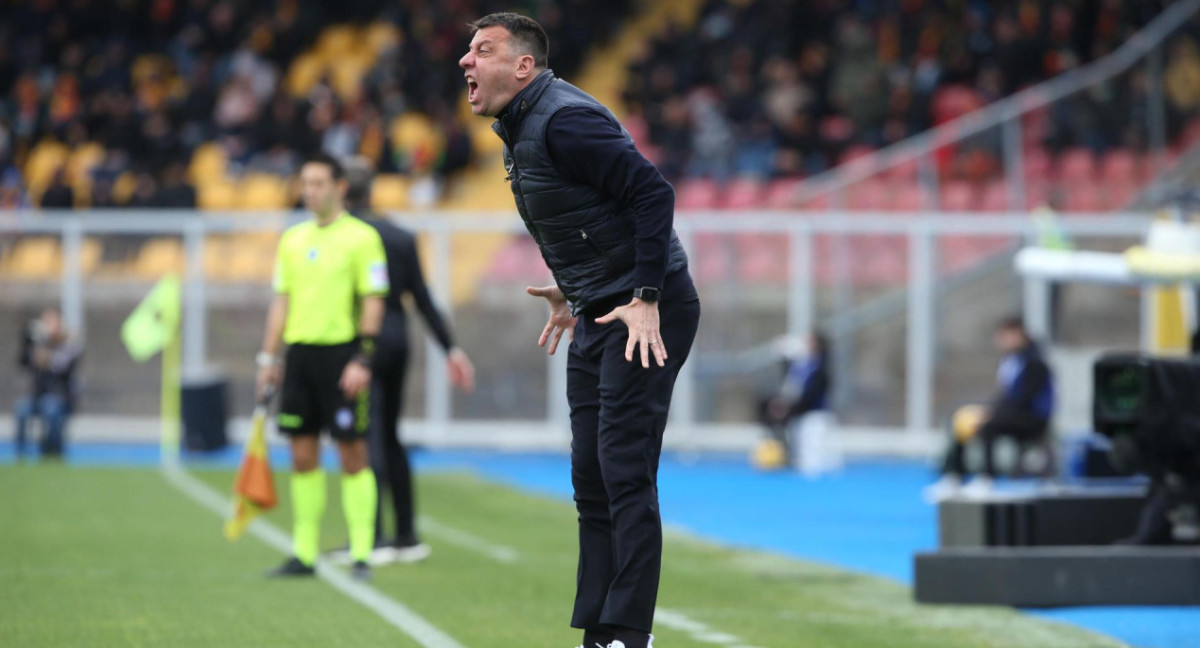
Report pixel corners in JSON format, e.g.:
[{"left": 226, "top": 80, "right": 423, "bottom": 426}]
[
  {"left": 307, "top": 248, "right": 318, "bottom": 261},
  {"left": 335, "top": 407, "right": 354, "bottom": 431}
]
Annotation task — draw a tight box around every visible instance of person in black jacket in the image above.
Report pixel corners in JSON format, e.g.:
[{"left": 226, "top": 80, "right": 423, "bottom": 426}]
[
  {"left": 461, "top": 14, "right": 700, "bottom": 648},
  {"left": 758, "top": 331, "right": 831, "bottom": 463},
  {"left": 330, "top": 157, "right": 475, "bottom": 566},
  {"left": 925, "top": 317, "right": 1055, "bottom": 501},
  {"left": 14, "top": 307, "right": 83, "bottom": 458}
]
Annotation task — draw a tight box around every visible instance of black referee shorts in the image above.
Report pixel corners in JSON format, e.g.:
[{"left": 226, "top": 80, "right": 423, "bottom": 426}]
[{"left": 277, "top": 342, "right": 370, "bottom": 442}]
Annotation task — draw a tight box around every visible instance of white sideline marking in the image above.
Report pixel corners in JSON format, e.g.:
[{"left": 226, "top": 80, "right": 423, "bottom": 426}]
[
  {"left": 161, "top": 467, "right": 469, "bottom": 648},
  {"left": 655, "top": 607, "right": 766, "bottom": 648},
  {"left": 418, "top": 515, "right": 520, "bottom": 564}
]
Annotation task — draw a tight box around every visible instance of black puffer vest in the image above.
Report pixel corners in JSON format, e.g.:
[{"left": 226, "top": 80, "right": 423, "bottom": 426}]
[{"left": 493, "top": 70, "right": 688, "bottom": 314}]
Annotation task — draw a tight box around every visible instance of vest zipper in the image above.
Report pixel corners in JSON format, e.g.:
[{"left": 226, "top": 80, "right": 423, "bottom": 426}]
[{"left": 580, "top": 229, "right": 614, "bottom": 273}]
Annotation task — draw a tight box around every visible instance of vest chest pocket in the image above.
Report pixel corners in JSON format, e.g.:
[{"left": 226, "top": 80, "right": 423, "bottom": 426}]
[{"left": 579, "top": 229, "right": 615, "bottom": 274}]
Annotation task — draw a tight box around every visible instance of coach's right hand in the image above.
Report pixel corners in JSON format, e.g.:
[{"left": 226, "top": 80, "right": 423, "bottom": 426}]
[{"left": 526, "top": 285, "right": 577, "bottom": 355}]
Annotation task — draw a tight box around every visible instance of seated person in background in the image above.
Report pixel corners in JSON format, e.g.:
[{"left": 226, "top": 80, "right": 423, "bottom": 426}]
[
  {"left": 756, "top": 331, "right": 831, "bottom": 466},
  {"left": 14, "top": 308, "right": 83, "bottom": 459},
  {"left": 925, "top": 317, "right": 1055, "bottom": 501}
]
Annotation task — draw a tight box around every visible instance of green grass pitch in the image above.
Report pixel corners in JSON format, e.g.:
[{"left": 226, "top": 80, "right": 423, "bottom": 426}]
[{"left": 1, "top": 463, "right": 1122, "bottom": 647}]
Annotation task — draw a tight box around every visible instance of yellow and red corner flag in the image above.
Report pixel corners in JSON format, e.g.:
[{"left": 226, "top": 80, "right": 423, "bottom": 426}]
[{"left": 224, "top": 391, "right": 278, "bottom": 540}]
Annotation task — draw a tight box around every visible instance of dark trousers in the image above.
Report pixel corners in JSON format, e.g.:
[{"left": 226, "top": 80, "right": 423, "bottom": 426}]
[
  {"left": 568, "top": 296, "right": 700, "bottom": 634},
  {"left": 369, "top": 342, "right": 418, "bottom": 545},
  {"left": 945, "top": 409, "right": 1047, "bottom": 478}
]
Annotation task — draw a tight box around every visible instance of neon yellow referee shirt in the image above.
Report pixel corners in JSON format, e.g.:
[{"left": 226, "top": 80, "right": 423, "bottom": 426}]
[{"left": 273, "top": 213, "right": 390, "bottom": 345}]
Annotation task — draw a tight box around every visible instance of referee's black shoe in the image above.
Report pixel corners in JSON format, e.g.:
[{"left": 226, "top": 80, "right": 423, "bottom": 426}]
[
  {"left": 351, "top": 560, "right": 371, "bottom": 582},
  {"left": 265, "top": 556, "right": 316, "bottom": 578}
]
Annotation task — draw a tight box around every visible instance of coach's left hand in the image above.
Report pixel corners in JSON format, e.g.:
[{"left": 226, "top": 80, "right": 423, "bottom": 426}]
[
  {"left": 340, "top": 361, "right": 372, "bottom": 399},
  {"left": 596, "top": 298, "right": 667, "bottom": 369}
]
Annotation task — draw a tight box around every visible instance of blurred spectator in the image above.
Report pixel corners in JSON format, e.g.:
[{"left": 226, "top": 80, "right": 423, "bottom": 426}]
[
  {"left": 0, "top": 167, "right": 30, "bottom": 209},
  {"left": 626, "top": 0, "right": 1188, "bottom": 181},
  {"left": 757, "top": 331, "right": 831, "bottom": 466},
  {"left": 127, "top": 172, "right": 159, "bottom": 208},
  {"left": 39, "top": 168, "right": 74, "bottom": 209},
  {"left": 14, "top": 307, "right": 83, "bottom": 460},
  {"left": 154, "top": 162, "right": 198, "bottom": 208}
]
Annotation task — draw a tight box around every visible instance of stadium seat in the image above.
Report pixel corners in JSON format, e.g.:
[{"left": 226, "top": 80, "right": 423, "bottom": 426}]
[
  {"left": 239, "top": 174, "right": 289, "bottom": 210},
  {"left": 198, "top": 179, "right": 239, "bottom": 211},
  {"left": 1107, "top": 180, "right": 1139, "bottom": 209},
  {"left": 363, "top": 22, "right": 402, "bottom": 56},
  {"left": 390, "top": 112, "right": 445, "bottom": 173},
  {"left": 723, "top": 178, "right": 766, "bottom": 210},
  {"left": 980, "top": 180, "right": 1010, "bottom": 212},
  {"left": 371, "top": 174, "right": 410, "bottom": 211},
  {"left": 2, "top": 237, "right": 62, "bottom": 279},
  {"left": 1100, "top": 149, "right": 1144, "bottom": 184},
  {"left": 890, "top": 182, "right": 925, "bottom": 211},
  {"left": 189, "top": 142, "right": 228, "bottom": 187},
  {"left": 764, "top": 178, "right": 804, "bottom": 209},
  {"left": 690, "top": 232, "right": 731, "bottom": 285},
  {"left": 676, "top": 178, "right": 719, "bottom": 210},
  {"left": 24, "top": 140, "right": 70, "bottom": 202},
  {"left": 315, "top": 24, "right": 360, "bottom": 59},
  {"left": 285, "top": 52, "right": 324, "bottom": 97},
  {"left": 132, "top": 238, "right": 184, "bottom": 278},
  {"left": 1064, "top": 179, "right": 1105, "bottom": 212},
  {"left": 1058, "top": 148, "right": 1097, "bottom": 182},
  {"left": 847, "top": 179, "right": 889, "bottom": 210},
  {"left": 1022, "top": 148, "right": 1052, "bottom": 183},
  {"left": 939, "top": 180, "right": 975, "bottom": 211},
  {"left": 884, "top": 157, "right": 920, "bottom": 182}
]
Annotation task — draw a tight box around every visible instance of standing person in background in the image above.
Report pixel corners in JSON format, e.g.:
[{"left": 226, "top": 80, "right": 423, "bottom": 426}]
[
  {"left": 255, "top": 152, "right": 389, "bottom": 581},
  {"left": 14, "top": 307, "right": 83, "bottom": 459},
  {"left": 925, "top": 317, "right": 1055, "bottom": 502},
  {"left": 330, "top": 157, "right": 476, "bottom": 566},
  {"left": 462, "top": 14, "right": 700, "bottom": 648},
  {"left": 757, "top": 331, "right": 831, "bottom": 464}
]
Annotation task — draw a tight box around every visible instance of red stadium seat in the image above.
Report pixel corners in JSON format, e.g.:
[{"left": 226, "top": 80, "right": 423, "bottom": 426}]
[
  {"left": 980, "top": 180, "right": 1010, "bottom": 212},
  {"left": 848, "top": 179, "right": 890, "bottom": 211},
  {"left": 765, "top": 178, "right": 805, "bottom": 209},
  {"left": 723, "top": 178, "right": 766, "bottom": 210},
  {"left": 939, "top": 180, "right": 976, "bottom": 211},
  {"left": 1063, "top": 179, "right": 1105, "bottom": 212},
  {"left": 1058, "top": 148, "right": 1097, "bottom": 183},
  {"left": 891, "top": 182, "right": 925, "bottom": 211},
  {"left": 1100, "top": 149, "right": 1144, "bottom": 184},
  {"left": 676, "top": 178, "right": 720, "bottom": 210}
]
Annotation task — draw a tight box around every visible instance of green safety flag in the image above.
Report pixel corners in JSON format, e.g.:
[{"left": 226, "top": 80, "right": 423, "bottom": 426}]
[{"left": 121, "top": 276, "right": 182, "bottom": 362}]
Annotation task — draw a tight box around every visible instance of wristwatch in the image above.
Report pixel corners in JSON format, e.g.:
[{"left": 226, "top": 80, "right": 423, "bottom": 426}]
[
  {"left": 633, "top": 287, "right": 661, "bottom": 303},
  {"left": 256, "top": 352, "right": 278, "bottom": 368}
]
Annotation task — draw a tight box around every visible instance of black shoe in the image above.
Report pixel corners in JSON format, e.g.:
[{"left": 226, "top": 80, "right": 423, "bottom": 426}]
[
  {"left": 351, "top": 560, "right": 371, "bottom": 582},
  {"left": 265, "top": 556, "right": 315, "bottom": 578}
]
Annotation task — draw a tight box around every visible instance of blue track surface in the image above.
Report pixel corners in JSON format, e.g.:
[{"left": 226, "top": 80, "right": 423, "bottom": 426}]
[{"left": 4, "top": 442, "right": 1197, "bottom": 647}]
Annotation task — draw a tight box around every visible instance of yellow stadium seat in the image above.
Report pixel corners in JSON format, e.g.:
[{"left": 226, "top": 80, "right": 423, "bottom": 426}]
[
  {"left": 25, "top": 140, "right": 71, "bottom": 202},
  {"left": 80, "top": 238, "right": 102, "bottom": 274},
  {"left": 112, "top": 172, "right": 136, "bottom": 204},
  {"left": 66, "top": 143, "right": 105, "bottom": 184},
  {"left": 131, "top": 54, "right": 171, "bottom": 85},
  {"left": 132, "top": 238, "right": 184, "bottom": 279},
  {"left": 189, "top": 142, "right": 228, "bottom": 186},
  {"left": 285, "top": 52, "right": 324, "bottom": 97},
  {"left": 239, "top": 174, "right": 289, "bottom": 210},
  {"left": 316, "top": 25, "right": 359, "bottom": 59},
  {"left": 3, "top": 237, "right": 62, "bottom": 279},
  {"left": 226, "top": 233, "right": 277, "bottom": 281},
  {"left": 198, "top": 179, "right": 239, "bottom": 211},
  {"left": 330, "top": 56, "right": 372, "bottom": 101},
  {"left": 364, "top": 22, "right": 402, "bottom": 55},
  {"left": 371, "top": 174, "right": 409, "bottom": 210}
]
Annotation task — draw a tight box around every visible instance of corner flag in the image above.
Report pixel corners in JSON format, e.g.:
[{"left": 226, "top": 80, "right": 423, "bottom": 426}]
[{"left": 224, "top": 390, "right": 278, "bottom": 540}]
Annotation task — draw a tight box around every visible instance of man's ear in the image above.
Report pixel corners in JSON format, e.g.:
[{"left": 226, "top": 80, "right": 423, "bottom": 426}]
[
  {"left": 515, "top": 54, "right": 536, "bottom": 80},
  {"left": 336, "top": 178, "right": 349, "bottom": 199}
]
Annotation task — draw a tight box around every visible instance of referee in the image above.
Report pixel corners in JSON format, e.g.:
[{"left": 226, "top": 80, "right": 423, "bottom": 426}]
[
  {"left": 337, "top": 157, "right": 475, "bottom": 565},
  {"left": 462, "top": 14, "right": 700, "bottom": 648},
  {"left": 256, "top": 152, "right": 390, "bottom": 581}
]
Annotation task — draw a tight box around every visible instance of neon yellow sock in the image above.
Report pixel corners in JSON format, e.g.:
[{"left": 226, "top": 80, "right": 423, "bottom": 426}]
[
  {"left": 290, "top": 469, "right": 326, "bottom": 567},
  {"left": 341, "top": 469, "right": 378, "bottom": 563}
]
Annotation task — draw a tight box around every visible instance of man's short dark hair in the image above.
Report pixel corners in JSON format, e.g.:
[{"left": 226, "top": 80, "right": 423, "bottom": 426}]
[
  {"left": 343, "top": 157, "right": 374, "bottom": 211},
  {"left": 468, "top": 12, "right": 549, "bottom": 68},
  {"left": 302, "top": 152, "right": 345, "bottom": 180},
  {"left": 998, "top": 316, "right": 1027, "bottom": 336}
]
